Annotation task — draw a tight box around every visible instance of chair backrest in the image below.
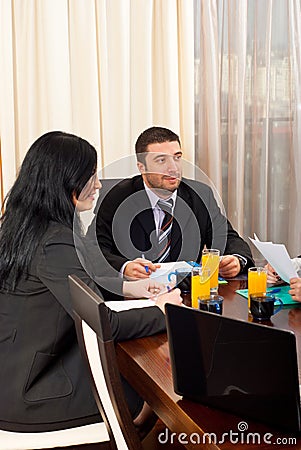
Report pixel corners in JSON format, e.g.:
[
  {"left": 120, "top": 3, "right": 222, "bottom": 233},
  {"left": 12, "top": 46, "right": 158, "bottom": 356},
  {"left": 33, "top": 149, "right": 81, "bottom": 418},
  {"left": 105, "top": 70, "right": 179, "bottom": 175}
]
[
  {"left": 0, "top": 422, "right": 109, "bottom": 450},
  {"left": 68, "top": 275, "right": 143, "bottom": 450}
]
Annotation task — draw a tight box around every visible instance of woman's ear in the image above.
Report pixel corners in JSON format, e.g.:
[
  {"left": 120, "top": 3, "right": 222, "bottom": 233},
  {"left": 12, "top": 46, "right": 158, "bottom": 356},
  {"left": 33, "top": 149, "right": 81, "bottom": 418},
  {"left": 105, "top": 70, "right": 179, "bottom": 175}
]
[{"left": 72, "top": 192, "right": 78, "bottom": 207}]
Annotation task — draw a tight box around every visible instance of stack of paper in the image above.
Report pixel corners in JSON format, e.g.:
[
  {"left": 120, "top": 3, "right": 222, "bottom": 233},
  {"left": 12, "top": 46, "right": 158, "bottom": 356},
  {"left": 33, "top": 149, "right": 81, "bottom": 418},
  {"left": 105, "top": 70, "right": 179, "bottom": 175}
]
[{"left": 249, "top": 234, "right": 298, "bottom": 283}]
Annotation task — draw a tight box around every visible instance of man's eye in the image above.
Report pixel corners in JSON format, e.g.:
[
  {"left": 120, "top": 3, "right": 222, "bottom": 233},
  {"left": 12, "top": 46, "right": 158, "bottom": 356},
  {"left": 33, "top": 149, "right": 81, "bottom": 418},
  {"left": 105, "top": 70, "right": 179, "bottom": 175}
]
[
  {"left": 175, "top": 155, "right": 182, "bottom": 161},
  {"left": 157, "top": 158, "right": 165, "bottom": 163}
]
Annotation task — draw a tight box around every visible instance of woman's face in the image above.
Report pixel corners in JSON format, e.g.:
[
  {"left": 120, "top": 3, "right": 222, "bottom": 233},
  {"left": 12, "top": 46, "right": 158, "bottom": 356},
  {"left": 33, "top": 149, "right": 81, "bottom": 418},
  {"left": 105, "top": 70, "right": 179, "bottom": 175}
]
[{"left": 74, "top": 173, "right": 102, "bottom": 212}]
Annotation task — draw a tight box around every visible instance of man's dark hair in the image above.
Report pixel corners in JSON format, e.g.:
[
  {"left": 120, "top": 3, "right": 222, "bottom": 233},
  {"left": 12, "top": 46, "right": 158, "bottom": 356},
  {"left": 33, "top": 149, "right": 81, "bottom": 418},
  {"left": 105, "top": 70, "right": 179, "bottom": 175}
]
[{"left": 135, "top": 126, "right": 181, "bottom": 163}]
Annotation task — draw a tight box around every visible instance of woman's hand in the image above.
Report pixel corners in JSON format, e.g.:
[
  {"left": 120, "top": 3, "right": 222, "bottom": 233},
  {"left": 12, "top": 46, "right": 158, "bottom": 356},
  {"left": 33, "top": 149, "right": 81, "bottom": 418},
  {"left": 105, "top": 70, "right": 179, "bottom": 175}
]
[
  {"left": 264, "top": 263, "right": 282, "bottom": 284},
  {"left": 122, "top": 278, "right": 165, "bottom": 299},
  {"left": 153, "top": 288, "right": 183, "bottom": 314},
  {"left": 289, "top": 277, "right": 301, "bottom": 302}
]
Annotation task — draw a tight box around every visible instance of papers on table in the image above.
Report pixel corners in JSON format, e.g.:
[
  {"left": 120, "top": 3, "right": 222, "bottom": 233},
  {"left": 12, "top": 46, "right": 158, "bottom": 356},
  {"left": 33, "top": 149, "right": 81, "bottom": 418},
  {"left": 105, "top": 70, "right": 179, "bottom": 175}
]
[
  {"left": 150, "top": 261, "right": 192, "bottom": 284},
  {"left": 149, "top": 261, "right": 228, "bottom": 284},
  {"left": 249, "top": 234, "right": 298, "bottom": 283},
  {"left": 106, "top": 299, "right": 155, "bottom": 311},
  {"left": 107, "top": 261, "right": 194, "bottom": 311}
]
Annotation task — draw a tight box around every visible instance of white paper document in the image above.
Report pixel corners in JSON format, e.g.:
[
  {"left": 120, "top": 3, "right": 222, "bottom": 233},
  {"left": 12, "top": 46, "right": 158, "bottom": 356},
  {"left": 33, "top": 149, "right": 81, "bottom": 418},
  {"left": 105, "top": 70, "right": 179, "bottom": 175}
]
[
  {"left": 106, "top": 299, "right": 155, "bottom": 312},
  {"left": 249, "top": 235, "right": 298, "bottom": 283},
  {"left": 150, "top": 261, "right": 192, "bottom": 284}
]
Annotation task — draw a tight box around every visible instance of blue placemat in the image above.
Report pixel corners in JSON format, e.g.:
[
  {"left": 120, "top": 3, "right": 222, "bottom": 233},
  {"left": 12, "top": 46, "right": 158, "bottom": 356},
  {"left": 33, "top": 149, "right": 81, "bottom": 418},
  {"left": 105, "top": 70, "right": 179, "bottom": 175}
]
[{"left": 236, "top": 285, "right": 299, "bottom": 306}]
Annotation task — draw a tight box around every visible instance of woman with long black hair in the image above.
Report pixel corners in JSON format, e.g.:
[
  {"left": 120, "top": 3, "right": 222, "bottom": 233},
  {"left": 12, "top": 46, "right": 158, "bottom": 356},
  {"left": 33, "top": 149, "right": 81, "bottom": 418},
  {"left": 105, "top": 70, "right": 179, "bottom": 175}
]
[{"left": 0, "top": 131, "right": 181, "bottom": 432}]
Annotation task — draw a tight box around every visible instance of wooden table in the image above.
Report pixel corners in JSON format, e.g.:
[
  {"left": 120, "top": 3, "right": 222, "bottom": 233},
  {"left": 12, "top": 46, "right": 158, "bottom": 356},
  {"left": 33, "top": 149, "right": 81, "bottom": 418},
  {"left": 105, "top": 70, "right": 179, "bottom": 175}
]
[{"left": 116, "top": 280, "right": 301, "bottom": 449}]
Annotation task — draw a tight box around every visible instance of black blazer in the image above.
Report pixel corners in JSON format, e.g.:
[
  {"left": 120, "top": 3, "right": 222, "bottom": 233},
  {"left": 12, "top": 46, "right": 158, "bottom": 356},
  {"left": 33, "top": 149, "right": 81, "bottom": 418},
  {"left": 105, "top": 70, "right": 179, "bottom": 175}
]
[
  {"left": 92, "top": 175, "right": 254, "bottom": 272},
  {"left": 0, "top": 222, "right": 166, "bottom": 432}
]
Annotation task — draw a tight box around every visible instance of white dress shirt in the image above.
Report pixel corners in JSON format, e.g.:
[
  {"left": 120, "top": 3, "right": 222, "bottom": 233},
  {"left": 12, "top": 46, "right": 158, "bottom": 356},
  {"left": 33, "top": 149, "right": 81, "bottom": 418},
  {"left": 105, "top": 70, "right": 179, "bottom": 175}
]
[
  {"left": 120, "top": 184, "right": 177, "bottom": 275},
  {"left": 143, "top": 182, "right": 177, "bottom": 236}
]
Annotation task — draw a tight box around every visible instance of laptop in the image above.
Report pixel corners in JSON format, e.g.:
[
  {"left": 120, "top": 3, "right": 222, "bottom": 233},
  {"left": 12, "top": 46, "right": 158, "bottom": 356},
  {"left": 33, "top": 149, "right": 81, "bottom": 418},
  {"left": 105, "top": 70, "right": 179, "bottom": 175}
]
[{"left": 165, "top": 304, "right": 301, "bottom": 432}]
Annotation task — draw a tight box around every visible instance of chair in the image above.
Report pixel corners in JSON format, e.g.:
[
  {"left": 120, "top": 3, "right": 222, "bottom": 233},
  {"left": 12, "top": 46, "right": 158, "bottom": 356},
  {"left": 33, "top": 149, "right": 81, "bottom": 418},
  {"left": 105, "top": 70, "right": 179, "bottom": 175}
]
[
  {"left": 68, "top": 275, "right": 143, "bottom": 450},
  {"left": 0, "top": 423, "right": 109, "bottom": 449},
  {"left": 0, "top": 272, "right": 139, "bottom": 450},
  {"left": 0, "top": 286, "right": 112, "bottom": 450}
]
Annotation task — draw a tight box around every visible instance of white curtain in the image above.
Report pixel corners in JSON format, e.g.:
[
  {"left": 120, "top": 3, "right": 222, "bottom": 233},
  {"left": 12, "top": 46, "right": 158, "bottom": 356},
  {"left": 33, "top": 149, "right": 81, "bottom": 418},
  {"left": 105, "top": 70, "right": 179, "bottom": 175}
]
[
  {"left": 0, "top": 0, "right": 194, "bottom": 196},
  {"left": 289, "top": 0, "right": 301, "bottom": 256},
  {"left": 195, "top": 0, "right": 301, "bottom": 257},
  {"left": 0, "top": 139, "right": 3, "bottom": 207}
]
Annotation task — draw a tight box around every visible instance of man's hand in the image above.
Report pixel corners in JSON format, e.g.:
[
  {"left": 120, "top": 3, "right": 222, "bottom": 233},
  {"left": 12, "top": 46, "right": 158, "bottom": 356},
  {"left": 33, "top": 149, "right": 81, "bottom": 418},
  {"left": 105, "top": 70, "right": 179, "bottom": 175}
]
[
  {"left": 124, "top": 258, "right": 161, "bottom": 279},
  {"left": 219, "top": 255, "right": 241, "bottom": 278}
]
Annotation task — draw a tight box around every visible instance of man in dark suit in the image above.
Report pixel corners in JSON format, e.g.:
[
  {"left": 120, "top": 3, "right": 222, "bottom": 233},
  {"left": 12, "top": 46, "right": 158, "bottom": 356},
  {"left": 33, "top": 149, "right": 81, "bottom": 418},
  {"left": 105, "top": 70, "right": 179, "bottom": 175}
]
[{"left": 94, "top": 126, "right": 254, "bottom": 279}]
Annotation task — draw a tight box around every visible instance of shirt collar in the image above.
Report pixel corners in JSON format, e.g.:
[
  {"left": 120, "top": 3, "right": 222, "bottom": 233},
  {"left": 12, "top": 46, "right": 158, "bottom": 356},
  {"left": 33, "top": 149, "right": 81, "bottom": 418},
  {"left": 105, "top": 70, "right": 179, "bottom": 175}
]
[{"left": 143, "top": 181, "right": 177, "bottom": 209}]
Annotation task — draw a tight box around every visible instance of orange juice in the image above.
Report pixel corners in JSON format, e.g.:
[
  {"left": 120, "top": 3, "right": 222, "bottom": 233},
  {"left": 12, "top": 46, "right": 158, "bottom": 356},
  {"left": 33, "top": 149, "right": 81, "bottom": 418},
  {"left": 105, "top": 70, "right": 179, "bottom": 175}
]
[
  {"left": 191, "top": 269, "right": 210, "bottom": 308},
  {"left": 248, "top": 267, "right": 267, "bottom": 309},
  {"left": 202, "top": 251, "right": 220, "bottom": 292}
]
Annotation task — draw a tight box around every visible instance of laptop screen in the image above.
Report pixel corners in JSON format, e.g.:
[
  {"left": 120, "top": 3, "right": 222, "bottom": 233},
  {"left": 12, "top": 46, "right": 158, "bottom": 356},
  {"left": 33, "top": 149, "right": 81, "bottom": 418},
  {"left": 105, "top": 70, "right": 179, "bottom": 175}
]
[{"left": 165, "top": 304, "right": 301, "bottom": 432}]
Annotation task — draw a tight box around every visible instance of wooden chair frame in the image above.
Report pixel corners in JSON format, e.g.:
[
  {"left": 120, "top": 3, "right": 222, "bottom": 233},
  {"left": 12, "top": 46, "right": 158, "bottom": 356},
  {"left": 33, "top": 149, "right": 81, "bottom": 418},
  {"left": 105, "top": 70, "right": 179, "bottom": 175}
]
[{"left": 69, "top": 275, "right": 143, "bottom": 450}]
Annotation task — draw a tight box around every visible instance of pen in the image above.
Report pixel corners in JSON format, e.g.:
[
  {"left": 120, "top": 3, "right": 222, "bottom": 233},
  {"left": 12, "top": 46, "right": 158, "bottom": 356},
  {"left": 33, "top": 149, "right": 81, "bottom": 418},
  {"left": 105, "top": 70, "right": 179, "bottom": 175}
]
[
  {"left": 141, "top": 253, "right": 149, "bottom": 274},
  {"left": 267, "top": 288, "right": 281, "bottom": 294},
  {"left": 154, "top": 285, "right": 174, "bottom": 298},
  {"left": 187, "top": 261, "right": 201, "bottom": 267}
]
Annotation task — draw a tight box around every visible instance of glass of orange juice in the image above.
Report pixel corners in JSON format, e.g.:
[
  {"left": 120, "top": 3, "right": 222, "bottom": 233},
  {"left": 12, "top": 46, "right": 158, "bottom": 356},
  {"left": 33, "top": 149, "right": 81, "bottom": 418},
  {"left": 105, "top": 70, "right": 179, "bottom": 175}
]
[
  {"left": 191, "top": 267, "right": 210, "bottom": 309},
  {"left": 248, "top": 267, "right": 267, "bottom": 311},
  {"left": 202, "top": 249, "right": 220, "bottom": 293}
]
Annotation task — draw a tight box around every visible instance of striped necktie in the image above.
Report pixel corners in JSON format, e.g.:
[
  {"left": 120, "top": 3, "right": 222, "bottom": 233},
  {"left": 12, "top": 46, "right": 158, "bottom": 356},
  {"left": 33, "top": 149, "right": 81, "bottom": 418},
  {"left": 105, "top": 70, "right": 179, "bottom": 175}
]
[{"left": 156, "top": 198, "right": 174, "bottom": 263}]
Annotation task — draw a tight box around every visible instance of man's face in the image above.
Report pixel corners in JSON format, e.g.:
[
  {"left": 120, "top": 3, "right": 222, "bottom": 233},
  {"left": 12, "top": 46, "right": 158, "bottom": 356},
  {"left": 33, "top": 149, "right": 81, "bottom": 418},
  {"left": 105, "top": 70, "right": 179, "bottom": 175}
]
[{"left": 137, "top": 141, "right": 182, "bottom": 197}]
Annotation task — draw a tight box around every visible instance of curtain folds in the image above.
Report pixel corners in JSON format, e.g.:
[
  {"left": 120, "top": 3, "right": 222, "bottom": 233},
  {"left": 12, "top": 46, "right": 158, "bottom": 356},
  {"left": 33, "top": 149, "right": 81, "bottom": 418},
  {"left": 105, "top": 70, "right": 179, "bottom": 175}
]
[
  {"left": 0, "top": 0, "right": 194, "bottom": 193},
  {"left": 195, "top": 0, "right": 222, "bottom": 192},
  {"left": 0, "top": 139, "right": 3, "bottom": 208},
  {"left": 288, "top": 0, "right": 301, "bottom": 253},
  {"left": 195, "top": 0, "right": 300, "bottom": 256},
  {"left": 3, "top": 0, "right": 297, "bottom": 256}
]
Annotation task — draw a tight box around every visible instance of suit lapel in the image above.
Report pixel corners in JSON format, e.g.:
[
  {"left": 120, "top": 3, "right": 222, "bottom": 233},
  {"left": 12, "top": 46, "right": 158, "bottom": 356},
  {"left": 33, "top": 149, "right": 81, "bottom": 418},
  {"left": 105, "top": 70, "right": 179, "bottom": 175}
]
[
  {"left": 170, "top": 182, "right": 192, "bottom": 250},
  {"left": 131, "top": 177, "right": 193, "bottom": 260},
  {"left": 131, "top": 177, "right": 156, "bottom": 237}
]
